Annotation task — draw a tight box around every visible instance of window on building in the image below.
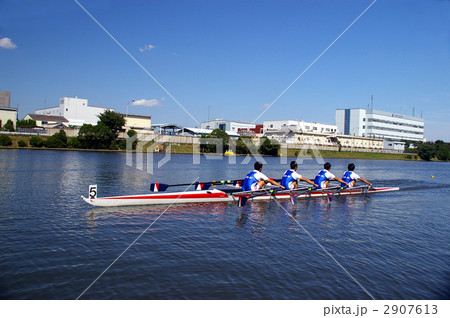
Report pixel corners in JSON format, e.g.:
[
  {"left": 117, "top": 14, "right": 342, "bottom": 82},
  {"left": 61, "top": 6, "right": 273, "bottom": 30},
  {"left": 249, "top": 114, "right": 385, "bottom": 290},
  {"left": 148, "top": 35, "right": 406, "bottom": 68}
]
[
  {"left": 66, "top": 108, "right": 68, "bottom": 111},
  {"left": 270, "top": 124, "right": 273, "bottom": 128}
]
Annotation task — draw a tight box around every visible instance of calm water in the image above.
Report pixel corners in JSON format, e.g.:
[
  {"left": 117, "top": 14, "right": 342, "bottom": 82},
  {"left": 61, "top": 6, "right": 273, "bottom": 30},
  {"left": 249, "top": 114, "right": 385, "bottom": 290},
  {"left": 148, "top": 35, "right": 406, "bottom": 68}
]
[{"left": 0, "top": 149, "right": 449, "bottom": 300}]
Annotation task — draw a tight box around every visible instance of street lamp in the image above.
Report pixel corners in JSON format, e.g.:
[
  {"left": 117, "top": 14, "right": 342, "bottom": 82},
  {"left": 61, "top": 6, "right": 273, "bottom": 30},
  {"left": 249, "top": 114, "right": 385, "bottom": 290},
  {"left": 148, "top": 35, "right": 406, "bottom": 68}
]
[{"left": 126, "top": 99, "right": 135, "bottom": 119}]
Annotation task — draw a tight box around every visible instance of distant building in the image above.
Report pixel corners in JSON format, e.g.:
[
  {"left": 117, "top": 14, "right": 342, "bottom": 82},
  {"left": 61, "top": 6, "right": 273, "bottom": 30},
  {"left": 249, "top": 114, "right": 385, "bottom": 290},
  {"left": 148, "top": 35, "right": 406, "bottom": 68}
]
[
  {"left": 335, "top": 108, "right": 424, "bottom": 142},
  {"left": 264, "top": 129, "right": 384, "bottom": 151},
  {"left": 117, "top": 113, "right": 152, "bottom": 138},
  {"left": 263, "top": 120, "right": 338, "bottom": 134},
  {"left": 0, "top": 91, "right": 11, "bottom": 108},
  {"left": 35, "top": 97, "right": 114, "bottom": 126},
  {"left": 24, "top": 114, "right": 69, "bottom": 129},
  {"left": 0, "top": 107, "right": 17, "bottom": 129},
  {"left": 201, "top": 119, "right": 256, "bottom": 134},
  {"left": 238, "top": 125, "right": 263, "bottom": 136}
]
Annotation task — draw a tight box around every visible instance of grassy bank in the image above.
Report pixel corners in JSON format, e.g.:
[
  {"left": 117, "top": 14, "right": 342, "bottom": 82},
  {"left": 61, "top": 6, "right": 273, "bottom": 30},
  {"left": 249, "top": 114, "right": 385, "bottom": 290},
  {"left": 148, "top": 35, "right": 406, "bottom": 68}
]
[{"left": 286, "top": 148, "right": 421, "bottom": 161}]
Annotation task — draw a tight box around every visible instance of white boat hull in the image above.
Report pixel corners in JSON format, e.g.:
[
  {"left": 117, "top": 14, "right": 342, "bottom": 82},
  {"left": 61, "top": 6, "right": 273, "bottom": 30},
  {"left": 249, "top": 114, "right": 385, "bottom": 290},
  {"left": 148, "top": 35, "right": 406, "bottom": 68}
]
[{"left": 81, "top": 187, "right": 399, "bottom": 207}]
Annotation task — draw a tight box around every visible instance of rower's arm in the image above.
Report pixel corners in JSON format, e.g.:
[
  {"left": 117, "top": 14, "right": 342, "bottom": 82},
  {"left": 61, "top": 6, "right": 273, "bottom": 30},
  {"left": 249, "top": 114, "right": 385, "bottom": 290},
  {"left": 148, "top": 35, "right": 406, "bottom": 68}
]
[
  {"left": 300, "top": 176, "right": 318, "bottom": 188},
  {"left": 267, "top": 178, "right": 285, "bottom": 189},
  {"left": 358, "top": 177, "right": 372, "bottom": 187},
  {"left": 334, "top": 177, "right": 349, "bottom": 186}
]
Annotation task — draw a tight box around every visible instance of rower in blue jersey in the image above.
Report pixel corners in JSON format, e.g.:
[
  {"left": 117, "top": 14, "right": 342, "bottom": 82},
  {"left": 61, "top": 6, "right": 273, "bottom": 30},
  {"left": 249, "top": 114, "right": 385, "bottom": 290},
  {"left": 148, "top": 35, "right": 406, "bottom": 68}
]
[
  {"left": 281, "top": 161, "right": 318, "bottom": 190},
  {"left": 314, "top": 162, "right": 349, "bottom": 189},
  {"left": 341, "top": 163, "right": 372, "bottom": 188},
  {"left": 242, "top": 161, "right": 284, "bottom": 191}
]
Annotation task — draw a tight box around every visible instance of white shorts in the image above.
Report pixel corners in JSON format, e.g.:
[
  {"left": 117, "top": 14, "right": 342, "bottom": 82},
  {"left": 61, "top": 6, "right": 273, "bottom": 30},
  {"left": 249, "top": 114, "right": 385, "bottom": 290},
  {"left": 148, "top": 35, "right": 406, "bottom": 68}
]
[{"left": 251, "top": 182, "right": 261, "bottom": 191}]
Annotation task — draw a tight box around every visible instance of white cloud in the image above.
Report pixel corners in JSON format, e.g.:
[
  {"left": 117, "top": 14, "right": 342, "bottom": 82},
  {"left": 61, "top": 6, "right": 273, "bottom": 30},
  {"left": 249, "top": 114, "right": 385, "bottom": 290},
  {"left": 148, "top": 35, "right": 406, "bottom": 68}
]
[
  {"left": 0, "top": 37, "right": 17, "bottom": 49},
  {"left": 131, "top": 98, "right": 163, "bottom": 107},
  {"left": 139, "top": 44, "right": 156, "bottom": 52}
]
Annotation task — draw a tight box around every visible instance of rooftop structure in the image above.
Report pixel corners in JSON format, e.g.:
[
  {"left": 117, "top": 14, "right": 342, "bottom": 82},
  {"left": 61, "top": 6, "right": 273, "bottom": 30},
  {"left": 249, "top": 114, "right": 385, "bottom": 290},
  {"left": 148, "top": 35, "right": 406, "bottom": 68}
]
[{"left": 35, "top": 97, "right": 114, "bottom": 126}]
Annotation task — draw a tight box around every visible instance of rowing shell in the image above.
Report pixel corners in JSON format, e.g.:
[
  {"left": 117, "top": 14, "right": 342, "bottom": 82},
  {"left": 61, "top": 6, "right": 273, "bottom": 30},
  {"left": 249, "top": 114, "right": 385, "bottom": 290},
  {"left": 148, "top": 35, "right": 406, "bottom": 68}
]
[{"left": 81, "top": 186, "right": 399, "bottom": 207}]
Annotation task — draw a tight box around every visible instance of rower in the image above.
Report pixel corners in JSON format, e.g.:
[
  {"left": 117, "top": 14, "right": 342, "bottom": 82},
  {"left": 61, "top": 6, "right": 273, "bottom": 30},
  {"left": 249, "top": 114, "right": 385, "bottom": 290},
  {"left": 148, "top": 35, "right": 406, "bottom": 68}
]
[
  {"left": 341, "top": 163, "right": 372, "bottom": 188},
  {"left": 281, "top": 161, "right": 318, "bottom": 190},
  {"left": 242, "top": 161, "right": 284, "bottom": 191},
  {"left": 314, "top": 162, "right": 349, "bottom": 189}
]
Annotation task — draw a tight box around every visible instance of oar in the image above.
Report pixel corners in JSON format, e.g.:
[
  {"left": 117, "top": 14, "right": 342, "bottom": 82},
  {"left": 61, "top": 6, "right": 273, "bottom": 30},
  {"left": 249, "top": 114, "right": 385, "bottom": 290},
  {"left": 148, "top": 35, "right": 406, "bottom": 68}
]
[
  {"left": 327, "top": 186, "right": 348, "bottom": 203},
  {"left": 150, "top": 179, "right": 244, "bottom": 192},
  {"left": 290, "top": 187, "right": 315, "bottom": 204},
  {"left": 238, "top": 188, "right": 282, "bottom": 207},
  {"left": 151, "top": 178, "right": 283, "bottom": 192}
]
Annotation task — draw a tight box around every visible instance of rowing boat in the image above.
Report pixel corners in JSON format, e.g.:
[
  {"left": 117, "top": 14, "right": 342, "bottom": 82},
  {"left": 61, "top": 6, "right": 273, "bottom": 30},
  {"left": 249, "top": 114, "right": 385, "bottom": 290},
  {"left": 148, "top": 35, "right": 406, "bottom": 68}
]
[{"left": 81, "top": 185, "right": 399, "bottom": 207}]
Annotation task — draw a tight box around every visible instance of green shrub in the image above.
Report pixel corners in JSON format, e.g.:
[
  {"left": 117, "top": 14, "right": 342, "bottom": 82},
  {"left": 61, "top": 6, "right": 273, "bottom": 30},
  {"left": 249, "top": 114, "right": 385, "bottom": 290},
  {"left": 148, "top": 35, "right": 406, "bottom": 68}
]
[
  {"left": 30, "top": 135, "right": 44, "bottom": 147},
  {"left": 17, "top": 139, "right": 27, "bottom": 147},
  {"left": 67, "top": 136, "right": 82, "bottom": 148},
  {"left": 0, "top": 135, "right": 13, "bottom": 146},
  {"left": 118, "top": 139, "right": 127, "bottom": 150},
  {"left": 44, "top": 130, "right": 67, "bottom": 148}
]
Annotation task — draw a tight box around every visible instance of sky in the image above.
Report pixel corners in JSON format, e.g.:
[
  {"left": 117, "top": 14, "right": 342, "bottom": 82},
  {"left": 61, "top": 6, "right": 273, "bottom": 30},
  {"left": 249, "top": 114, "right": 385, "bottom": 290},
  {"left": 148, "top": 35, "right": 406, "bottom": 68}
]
[{"left": 0, "top": 0, "right": 449, "bottom": 141}]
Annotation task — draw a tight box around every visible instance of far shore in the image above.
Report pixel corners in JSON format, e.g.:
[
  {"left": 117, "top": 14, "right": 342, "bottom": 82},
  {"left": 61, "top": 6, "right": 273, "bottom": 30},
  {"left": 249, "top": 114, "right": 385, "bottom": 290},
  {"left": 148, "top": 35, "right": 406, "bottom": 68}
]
[{"left": 1, "top": 145, "right": 428, "bottom": 162}]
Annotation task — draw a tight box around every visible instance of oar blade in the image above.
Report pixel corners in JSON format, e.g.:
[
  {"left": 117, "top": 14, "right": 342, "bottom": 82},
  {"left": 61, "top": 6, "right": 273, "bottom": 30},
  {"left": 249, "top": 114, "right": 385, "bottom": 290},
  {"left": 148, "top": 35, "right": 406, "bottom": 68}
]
[
  {"left": 290, "top": 194, "right": 297, "bottom": 204},
  {"left": 150, "top": 183, "right": 170, "bottom": 192},
  {"left": 238, "top": 196, "right": 249, "bottom": 207},
  {"left": 195, "top": 182, "right": 212, "bottom": 191}
]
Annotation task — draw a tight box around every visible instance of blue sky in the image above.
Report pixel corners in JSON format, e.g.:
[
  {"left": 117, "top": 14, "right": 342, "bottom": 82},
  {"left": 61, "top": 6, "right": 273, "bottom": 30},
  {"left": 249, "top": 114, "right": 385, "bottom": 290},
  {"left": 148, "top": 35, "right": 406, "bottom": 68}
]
[{"left": 1, "top": 0, "right": 449, "bottom": 141}]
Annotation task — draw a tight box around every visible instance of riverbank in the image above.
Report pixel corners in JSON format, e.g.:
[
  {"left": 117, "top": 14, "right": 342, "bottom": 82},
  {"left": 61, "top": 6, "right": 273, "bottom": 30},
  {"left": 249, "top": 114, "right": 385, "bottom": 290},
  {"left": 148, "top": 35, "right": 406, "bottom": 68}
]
[
  {"left": 0, "top": 134, "right": 434, "bottom": 161},
  {"left": 1, "top": 145, "right": 423, "bottom": 162}
]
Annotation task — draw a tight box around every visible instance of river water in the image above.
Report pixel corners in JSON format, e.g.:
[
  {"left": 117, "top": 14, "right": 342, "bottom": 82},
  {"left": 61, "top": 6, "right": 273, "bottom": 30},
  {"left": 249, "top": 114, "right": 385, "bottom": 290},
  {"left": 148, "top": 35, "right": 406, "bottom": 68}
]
[{"left": 0, "top": 149, "right": 449, "bottom": 299}]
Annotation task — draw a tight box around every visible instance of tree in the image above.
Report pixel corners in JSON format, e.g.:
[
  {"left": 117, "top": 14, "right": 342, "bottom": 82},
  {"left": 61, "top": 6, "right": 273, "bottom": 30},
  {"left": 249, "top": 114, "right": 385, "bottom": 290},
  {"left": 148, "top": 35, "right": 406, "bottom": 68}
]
[
  {"left": 0, "top": 135, "right": 12, "bottom": 146},
  {"left": 236, "top": 136, "right": 252, "bottom": 155},
  {"left": 126, "top": 129, "right": 137, "bottom": 150},
  {"left": 44, "top": 129, "right": 67, "bottom": 148},
  {"left": 3, "top": 119, "right": 14, "bottom": 132},
  {"left": 30, "top": 135, "right": 44, "bottom": 147},
  {"left": 97, "top": 110, "right": 125, "bottom": 138},
  {"left": 436, "top": 145, "right": 450, "bottom": 161},
  {"left": 67, "top": 136, "right": 82, "bottom": 148},
  {"left": 417, "top": 142, "right": 435, "bottom": 161},
  {"left": 77, "top": 122, "right": 114, "bottom": 149},
  {"left": 17, "top": 119, "right": 36, "bottom": 128},
  {"left": 200, "top": 129, "right": 230, "bottom": 153},
  {"left": 259, "top": 137, "right": 280, "bottom": 156}
]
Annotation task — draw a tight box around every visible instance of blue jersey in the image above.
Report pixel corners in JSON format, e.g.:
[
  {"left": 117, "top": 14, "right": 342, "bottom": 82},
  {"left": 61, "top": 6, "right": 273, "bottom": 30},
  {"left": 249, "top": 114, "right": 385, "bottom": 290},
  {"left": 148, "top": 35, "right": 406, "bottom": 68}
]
[
  {"left": 281, "top": 170, "right": 296, "bottom": 189},
  {"left": 341, "top": 171, "right": 359, "bottom": 187},
  {"left": 341, "top": 171, "right": 353, "bottom": 187},
  {"left": 242, "top": 171, "right": 258, "bottom": 191},
  {"left": 314, "top": 170, "right": 330, "bottom": 189}
]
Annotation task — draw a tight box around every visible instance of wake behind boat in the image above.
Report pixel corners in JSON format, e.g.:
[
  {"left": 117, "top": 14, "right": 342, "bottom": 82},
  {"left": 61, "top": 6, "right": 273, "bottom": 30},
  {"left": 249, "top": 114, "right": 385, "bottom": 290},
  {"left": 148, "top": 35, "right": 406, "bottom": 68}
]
[{"left": 81, "top": 183, "right": 400, "bottom": 207}]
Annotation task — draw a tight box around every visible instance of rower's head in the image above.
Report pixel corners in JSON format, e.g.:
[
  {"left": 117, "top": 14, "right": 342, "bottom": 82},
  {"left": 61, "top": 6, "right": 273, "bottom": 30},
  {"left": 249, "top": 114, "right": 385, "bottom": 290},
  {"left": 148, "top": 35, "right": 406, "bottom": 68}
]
[
  {"left": 254, "top": 161, "right": 263, "bottom": 171},
  {"left": 324, "top": 162, "right": 331, "bottom": 171},
  {"left": 348, "top": 163, "right": 355, "bottom": 171},
  {"left": 290, "top": 161, "right": 298, "bottom": 170}
]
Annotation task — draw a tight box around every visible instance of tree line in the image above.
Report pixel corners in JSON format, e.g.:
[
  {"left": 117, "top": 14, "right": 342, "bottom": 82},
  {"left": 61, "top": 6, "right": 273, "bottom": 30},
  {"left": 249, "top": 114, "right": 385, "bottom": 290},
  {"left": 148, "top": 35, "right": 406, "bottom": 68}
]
[
  {"left": 200, "top": 129, "right": 280, "bottom": 156},
  {"left": 0, "top": 111, "right": 136, "bottom": 150},
  {"left": 416, "top": 141, "right": 450, "bottom": 161}
]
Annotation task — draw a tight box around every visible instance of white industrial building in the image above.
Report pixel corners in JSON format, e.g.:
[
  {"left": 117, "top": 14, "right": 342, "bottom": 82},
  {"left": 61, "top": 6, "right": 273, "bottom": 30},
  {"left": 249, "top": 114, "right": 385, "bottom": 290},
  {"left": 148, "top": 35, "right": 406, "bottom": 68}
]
[
  {"left": 263, "top": 120, "right": 338, "bottom": 134},
  {"left": 35, "top": 97, "right": 114, "bottom": 126},
  {"left": 201, "top": 119, "right": 256, "bottom": 133},
  {"left": 335, "top": 108, "right": 424, "bottom": 142}
]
